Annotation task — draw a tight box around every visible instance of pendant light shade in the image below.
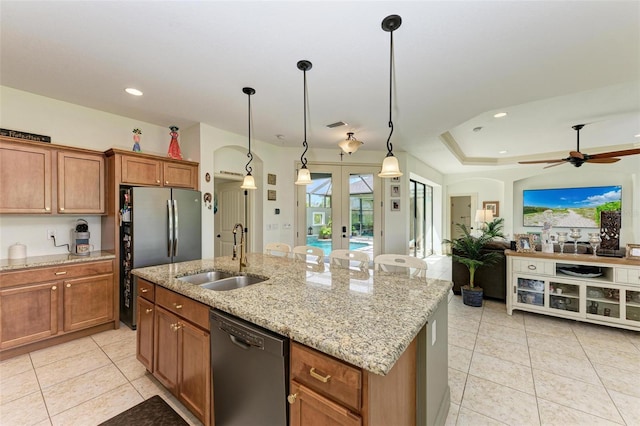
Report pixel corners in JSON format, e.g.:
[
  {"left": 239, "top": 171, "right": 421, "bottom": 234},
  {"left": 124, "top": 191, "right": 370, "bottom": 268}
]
[
  {"left": 338, "top": 132, "right": 364, "bottom": 154},
  {"left": 378, "top": 14, "right": 403, "bottom": 178},
  {"left": 240, "top": 87, "right": 257, "bottom": 190},
  {"left": 295, "top": 60, "right": 313, "bottom": 186}
]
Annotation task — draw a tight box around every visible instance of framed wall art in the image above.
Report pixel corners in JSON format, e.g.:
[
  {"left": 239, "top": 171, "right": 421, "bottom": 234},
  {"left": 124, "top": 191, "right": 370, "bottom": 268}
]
[
  {"left": 267, "top": 173, "right": 276, "bottom": 185},
  {"left": 267, "top": 190, "right": 276, "bottom": 201},
  {"left": 390, "top": 199, "right": 400, "bottom": 211},
  {"left": 483, "top": 201, "right": 499, "bottom": 217}
]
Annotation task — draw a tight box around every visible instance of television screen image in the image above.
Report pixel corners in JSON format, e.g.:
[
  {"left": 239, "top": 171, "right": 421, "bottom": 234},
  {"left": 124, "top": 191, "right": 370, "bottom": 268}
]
[{"left": 523, "top": 185, "right": 621, "bottom": 228}]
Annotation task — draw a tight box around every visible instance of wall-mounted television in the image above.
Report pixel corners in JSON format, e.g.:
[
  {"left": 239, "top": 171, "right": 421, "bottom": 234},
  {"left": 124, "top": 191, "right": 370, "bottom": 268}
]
[{"left": 523, "top": 185, "right": 621, "bottom": 228}]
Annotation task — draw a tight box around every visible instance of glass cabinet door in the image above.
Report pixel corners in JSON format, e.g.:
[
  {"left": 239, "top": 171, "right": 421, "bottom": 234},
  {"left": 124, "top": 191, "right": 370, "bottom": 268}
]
[
  {"left": 549, "top": 281, "right": 580, "bottom": 313},
  {"left": 586, "top": 286, "right": 620, "bottom": 319},
  {"left": 516, "top": 277, "right": 545, "bottom": 307},
  {"left": 625, "top": 289, "right": 640, "bottom": 323}
]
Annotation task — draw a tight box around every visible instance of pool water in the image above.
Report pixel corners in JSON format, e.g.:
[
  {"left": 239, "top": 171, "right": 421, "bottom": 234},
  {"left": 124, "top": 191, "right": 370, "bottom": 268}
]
[{"left": 306, "top": 236, "right": 369, "bottom": 256}]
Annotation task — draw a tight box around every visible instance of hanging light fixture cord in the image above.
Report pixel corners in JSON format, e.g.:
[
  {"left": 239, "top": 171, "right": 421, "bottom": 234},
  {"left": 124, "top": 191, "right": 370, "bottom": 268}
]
[
  {"left": 385, "top": 25, "right": 395, "bottom": 158},
  {"left": 243, "top": 87, "right": 255, "bottom": 175}
]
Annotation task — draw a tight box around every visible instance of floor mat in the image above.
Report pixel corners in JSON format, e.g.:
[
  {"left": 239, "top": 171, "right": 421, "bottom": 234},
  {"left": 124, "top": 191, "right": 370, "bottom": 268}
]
[{"left": 98, "top": 395, "right": 189, "bottom": 426}]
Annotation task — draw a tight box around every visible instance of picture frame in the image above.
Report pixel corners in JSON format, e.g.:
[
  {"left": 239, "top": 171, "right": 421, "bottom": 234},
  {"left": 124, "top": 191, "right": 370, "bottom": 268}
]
[
  {"left": 515, "top": 233, "right": 535, "bottom": 253},
  {"left": 391, "top": 176, "right": 401, "bottom": 182},
  {"left": 267, "top": 190, "right": 276, "bottom": 201},
  {"left": 390, "top": 199, "right": 400, "bottom": 211},
  {"left": 528, "top": 232, "right": 542, "bottom": 243},
  {"left": 483, "top": 201, "right": 499, "bottom": 217},
  {"left": 626, "top": 244, "right": 640, "bottom": 260},
  {"left": 312, "top": 212, "right": 325, "bottom": 226},
  {"left": 390, "top": 185, "right": 401, "bottom": 197},
  {"left": 267, "top": 173, "right": 276, "bottom": 185}
]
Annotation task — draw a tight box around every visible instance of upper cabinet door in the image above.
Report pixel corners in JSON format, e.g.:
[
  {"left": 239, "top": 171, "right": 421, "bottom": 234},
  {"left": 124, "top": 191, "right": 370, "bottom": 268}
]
[
  {"left": 0, "top": 142, "right": 52, "bottom": 213},
  {"left": 163, "top": 162, "right": 197, "bottom": 189},
  {"left": 57, "top": 151, "right": 105, "bottom": 214},
  {"left": 121, "top": 155, "right": 162, "bottom": 186}
]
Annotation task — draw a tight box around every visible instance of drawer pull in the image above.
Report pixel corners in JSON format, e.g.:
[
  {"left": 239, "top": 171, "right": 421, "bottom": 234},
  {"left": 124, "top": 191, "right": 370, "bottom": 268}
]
[
  {"left": 55, "top": 271, "right": 67, "bottom": 275},
  {"left": 140, "top": 288, "right": 149, "bottom": 293},
  {"left": 145, "top": 308, "right": 153, "bottom": 314},
  {"left": 173, "top": 303, "right": 183, "bottom": 309},
  {"left": 287, "top": 393, "right": 298, "bottom": 404},
  {"left": 528, "top": 265, "right": 537, "bottom": 270},
  {"left": 309, "top": 367, "right": 331, "bottom": 383},
  {"left": 66, "top": 283, "right": 71, "bottom": 288}
]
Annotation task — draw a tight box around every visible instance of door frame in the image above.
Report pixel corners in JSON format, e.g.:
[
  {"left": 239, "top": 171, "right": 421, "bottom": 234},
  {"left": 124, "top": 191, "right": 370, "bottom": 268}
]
[
  {"left": 447, "top": 193, "right": 477, "bottom": 246},
  {"left": 214, "top": 174, "right": 253, "bottom": 257}
]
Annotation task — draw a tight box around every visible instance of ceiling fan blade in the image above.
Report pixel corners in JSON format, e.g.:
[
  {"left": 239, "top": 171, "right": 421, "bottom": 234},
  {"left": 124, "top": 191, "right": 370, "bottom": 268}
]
[
  {"left": 587, "top": 148, "right": 640, "bottom": 159},
  {"left": 569, "top": 151, "right": 584, "bottom": 159},
  {"left": 585, "top": 157, "right": 620, "bottom": 164},
  {"left": 543, "top": 162, "right": 567, "bottom": 169},
  {"left": 518, "top": 159, "right": 565, "bottom": 165}
]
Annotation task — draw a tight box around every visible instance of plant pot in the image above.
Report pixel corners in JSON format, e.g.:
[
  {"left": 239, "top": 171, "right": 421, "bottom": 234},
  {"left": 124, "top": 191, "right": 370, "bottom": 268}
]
[{"left": 461, "top": 285, "right": 483, "bottom": 307}]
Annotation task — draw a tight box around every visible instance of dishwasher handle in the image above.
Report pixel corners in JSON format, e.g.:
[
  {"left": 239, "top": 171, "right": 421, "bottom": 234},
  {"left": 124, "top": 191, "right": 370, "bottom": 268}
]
[{"left": 229, "top": 334, "right": 252, "bottom": 350}]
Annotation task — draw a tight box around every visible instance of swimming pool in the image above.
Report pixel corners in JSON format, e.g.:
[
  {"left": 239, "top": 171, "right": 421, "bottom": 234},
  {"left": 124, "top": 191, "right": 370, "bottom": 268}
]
[{"left": 306, "top": 236, "right": 369, "bottom": 256}]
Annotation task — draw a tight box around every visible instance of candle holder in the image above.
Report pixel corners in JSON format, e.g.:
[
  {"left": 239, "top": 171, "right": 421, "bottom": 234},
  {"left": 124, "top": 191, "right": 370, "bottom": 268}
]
[{"left": 569, "top": 228, "right": 582, "bottom": 254}]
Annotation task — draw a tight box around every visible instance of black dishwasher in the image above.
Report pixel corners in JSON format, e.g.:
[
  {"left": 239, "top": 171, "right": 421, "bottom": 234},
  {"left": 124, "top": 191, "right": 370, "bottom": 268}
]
[{"left": 210, "top": 309, "right": 289, "bottom": 426}]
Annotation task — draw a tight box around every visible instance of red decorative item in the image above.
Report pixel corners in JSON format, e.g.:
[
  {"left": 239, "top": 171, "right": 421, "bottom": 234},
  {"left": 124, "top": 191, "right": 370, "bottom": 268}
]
[{"left": 167, "top": 125, "right": 183, "bottom": 160}]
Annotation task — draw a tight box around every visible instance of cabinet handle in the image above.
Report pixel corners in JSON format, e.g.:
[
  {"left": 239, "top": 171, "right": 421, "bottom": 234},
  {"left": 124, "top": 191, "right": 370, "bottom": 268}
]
[
  {"left": 145, "top": 308, "right": 153, "bottom": 314},
  {"left": 55, "top": 271, "right": 67, "bottom": 275},
  {"left": 66, "top": 283, "right": 71, "bottom": 288},
  {"left": 140, "top": 288, "right": 148, "bottom": 293},
  {"left": 309, "top": 368, "right": 331, "bottom": 383},
  {"left": 287, "top": 393, "right": 298, "bottom": 404},
  {"left": 528, "top": 265, "right": 537, "bottom": 270},
  {"left": 52, "top": 286, "right": 57, "bottom": 291},
  {"left": 173, "top": 303, "right": 183, "bottom": 309}
]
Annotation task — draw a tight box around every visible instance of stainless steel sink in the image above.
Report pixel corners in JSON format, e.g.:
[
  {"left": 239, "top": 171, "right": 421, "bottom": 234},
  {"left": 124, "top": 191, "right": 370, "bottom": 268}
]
[
  {"left": 199, "top": 275, "right": 266, "bottom": 291},
  {"left": 177, "top": 271, "right": 235, "bottom": 285}
]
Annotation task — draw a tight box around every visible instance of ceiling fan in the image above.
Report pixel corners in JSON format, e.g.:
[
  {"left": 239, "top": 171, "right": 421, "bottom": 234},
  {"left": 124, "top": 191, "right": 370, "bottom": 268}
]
[{"left": 519, "top": 124, "right": 640, "bottom": 169}]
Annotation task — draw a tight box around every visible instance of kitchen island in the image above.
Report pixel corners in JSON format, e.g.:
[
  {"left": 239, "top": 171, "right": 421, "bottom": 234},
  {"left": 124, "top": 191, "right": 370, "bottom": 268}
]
[{"left": 132, "top": 253, "right": 451, "bottom": 425}]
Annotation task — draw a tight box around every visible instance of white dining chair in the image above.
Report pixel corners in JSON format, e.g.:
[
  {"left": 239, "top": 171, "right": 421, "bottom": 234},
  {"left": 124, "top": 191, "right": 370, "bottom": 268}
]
[
  {"left": 329, "top": 249, "right": 370, "bottom": 270},
  {"left": 292, "top": 245, "right": 325, "bottom": 265},
  {"left": 374, "top": 254, "right": 427, "bottom": 279},
  {"left": 264, "top": 242, "right": 292, "bottom": 257}
]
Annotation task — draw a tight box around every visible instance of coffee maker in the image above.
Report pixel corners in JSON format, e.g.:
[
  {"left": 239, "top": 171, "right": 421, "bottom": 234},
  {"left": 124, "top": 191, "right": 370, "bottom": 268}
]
[{"left": 71, "top": 219, "right": 91, "bottom": 255}]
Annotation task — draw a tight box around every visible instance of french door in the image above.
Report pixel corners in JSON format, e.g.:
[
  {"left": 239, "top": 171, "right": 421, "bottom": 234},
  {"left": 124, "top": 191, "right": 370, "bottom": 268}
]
[{"left": 296, "top": 164, "right": 381, "bottom": 263}]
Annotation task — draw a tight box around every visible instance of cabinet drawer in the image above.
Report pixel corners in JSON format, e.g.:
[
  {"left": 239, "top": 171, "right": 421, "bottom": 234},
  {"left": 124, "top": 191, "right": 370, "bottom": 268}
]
[
  {"left": 512, "top": 259, "right": 553, "bottom": 276},
  {"left": 137, "top": 278, "right": 155, "bottom": 301},
  {"left": 0, "top": 260, "right": 114, "bottom": 289},
  {"left": 616, "top": 268, "right": 640, "bottom": 286},
  {"left": 291, "top": 342, "right": 362, "bottom": 413},
  {"left": 155, "top": 286, "right": 209, "bottom": 330}
]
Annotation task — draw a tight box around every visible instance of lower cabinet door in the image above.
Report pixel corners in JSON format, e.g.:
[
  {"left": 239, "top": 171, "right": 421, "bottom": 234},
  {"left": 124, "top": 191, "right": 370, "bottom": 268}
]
[
  {"left": 289, "top": 381, "right": 362, "bottom": 426},
  {"left": 0, "top": 282, "right": 59, "bottom": 349},
  {"left": 153, "top": 306, "right": 179, "bottom": 392},
  {"left": 178, "top": 321, "right": 210, "bottom": 425},
  {"left": 136, "top": 297, "right": 154, "bottom": 372},
  {"left": 63, "top": 274, "right": 114, "bottom": 331}
]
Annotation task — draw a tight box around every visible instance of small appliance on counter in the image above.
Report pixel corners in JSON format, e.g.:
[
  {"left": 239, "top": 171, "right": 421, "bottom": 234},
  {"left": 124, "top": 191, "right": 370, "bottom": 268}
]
[
  {"left": 71, "top": 219, "right": 91, "bottom": 256},
  {"left": 8, "top": 242, "right": 27, "bottom": 260}
]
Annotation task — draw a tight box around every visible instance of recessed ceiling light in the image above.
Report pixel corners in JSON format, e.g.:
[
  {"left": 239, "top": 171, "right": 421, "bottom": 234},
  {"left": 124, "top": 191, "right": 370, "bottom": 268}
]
[
  {"left": 125, "top": 88, "right": 143, "bottom": 96},
  {"left": 635, "top": 133, "right": 640, "bottom": 138},
  {"left": 493, "top": 112, "right": 507, "bottom": 118},
  {"left": 499, "top": 150, "right": 508, "bottom": 154}
]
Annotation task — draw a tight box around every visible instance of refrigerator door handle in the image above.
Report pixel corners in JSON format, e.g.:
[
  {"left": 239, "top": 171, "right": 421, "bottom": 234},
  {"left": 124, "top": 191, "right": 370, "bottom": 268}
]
[
  {"left": 173, "top": 199, "right": 179, "bottom": 257},
  {"left": 167, "top": 200, "right": 174, "bottom": 257}
]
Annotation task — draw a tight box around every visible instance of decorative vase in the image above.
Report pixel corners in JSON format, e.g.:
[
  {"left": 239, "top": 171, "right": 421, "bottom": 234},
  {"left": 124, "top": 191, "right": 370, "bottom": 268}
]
[
  {"left": 461, "top": 285, "right": 483, "bottom": 307},
  {"left": 167, "top": 125, "right": 183, "bottom": 160}
]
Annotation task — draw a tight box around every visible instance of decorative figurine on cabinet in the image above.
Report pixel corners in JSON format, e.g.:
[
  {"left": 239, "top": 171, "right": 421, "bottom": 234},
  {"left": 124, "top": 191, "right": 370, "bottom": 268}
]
[
  {"left": 132, "top": 128, "right": 142, "bottom": 152},
  {"left": 167, "top": 125, "right": 183, "bottom": 160}
]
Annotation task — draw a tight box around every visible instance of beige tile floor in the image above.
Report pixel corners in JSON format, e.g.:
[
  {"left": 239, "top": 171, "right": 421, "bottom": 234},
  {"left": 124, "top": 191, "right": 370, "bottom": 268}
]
[{"left": 1, "top": 255, "right": 638, "bottom": 425}]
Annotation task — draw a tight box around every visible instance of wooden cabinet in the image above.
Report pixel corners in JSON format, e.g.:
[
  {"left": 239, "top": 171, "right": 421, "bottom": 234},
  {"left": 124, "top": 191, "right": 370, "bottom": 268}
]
[
  {"left": 0, "top": 137, "right": 106, "bottom": 215},
  {"left": 121, "top": 155, "right": 162, "bottom": 186},
  {"left": 137, "top": 283, "right": 210, "bottom": 425},
  {"left": 110, "top": 149, "right": 198, "bottom": 190},
  {"left": 288, "top": 341, "right": 416, "bottom": 426},
  {"left": 0, "top": 259, "right": 116, "bottom": 358},
  {"left": 507, "top": 251, "right": 640, "bottom": 330},
  {"left": 163, "top": 161, "right": 197, "bottom": 188},
  {"left": 57, "top": 150, "right": 105, "bottom": 214},
  {"left": 0, "top": 140, "right": 52, "bottom": 213}
]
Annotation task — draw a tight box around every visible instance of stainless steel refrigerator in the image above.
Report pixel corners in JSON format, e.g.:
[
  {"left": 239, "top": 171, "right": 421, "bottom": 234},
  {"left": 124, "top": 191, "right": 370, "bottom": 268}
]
[{"left": 120, "top": 186, "right": 202, "bottom": 329}]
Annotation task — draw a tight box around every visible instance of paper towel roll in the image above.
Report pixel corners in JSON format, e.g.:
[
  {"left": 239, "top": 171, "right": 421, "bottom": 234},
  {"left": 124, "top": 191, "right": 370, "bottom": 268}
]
[{"left": 8, "top": 243, "right": 27, "bottom": 259}]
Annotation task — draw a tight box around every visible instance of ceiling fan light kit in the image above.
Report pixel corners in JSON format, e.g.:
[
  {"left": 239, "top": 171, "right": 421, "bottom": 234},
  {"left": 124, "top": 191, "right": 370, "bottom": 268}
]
[{"left": 519, "top": 124, "right": 640, "bottom": 168}]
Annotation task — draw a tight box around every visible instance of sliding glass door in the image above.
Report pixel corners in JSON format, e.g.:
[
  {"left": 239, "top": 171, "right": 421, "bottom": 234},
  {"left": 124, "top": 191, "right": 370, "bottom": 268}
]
[{"left": 410, "top": 179, "right": 433, "bottom": 258}]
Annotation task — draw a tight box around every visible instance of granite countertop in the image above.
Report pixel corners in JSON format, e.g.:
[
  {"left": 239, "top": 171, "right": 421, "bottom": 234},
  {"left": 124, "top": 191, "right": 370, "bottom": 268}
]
[
  {"left": 0, "top": 251, "right": 116, "bottom": 271},
  {"left": 131, "top": 253, "right": 451, "bottom": 376}
]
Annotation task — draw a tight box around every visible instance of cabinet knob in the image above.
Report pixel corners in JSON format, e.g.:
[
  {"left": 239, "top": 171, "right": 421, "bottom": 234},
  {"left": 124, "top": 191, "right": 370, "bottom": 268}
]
[
  {"left": 52, "top": 286, "right": 57, "bottom": 291},
  {"left": 140, "top": 288, "right": 148, "bottom": 293},
  {"left": 145, "top": 308, "right": 153, "bottom": 314},
  {"left": 60, "top": 207, "right": 65, "bottom": 211},
  {"left": 170, "top": 322, "right": 182, "bottom": 331},
  {"left": 173, "top": 303, "right": 183, "bottom": 309},
  {"left": 66, "top": 283, "right": 71, "bottom": 288},
  {"left": 156, "top": 180, "right": 160, "bottom": 183},
  {"left": 45, "top": 207, "right": 51, "bottom": 211},
  {"left": 287, "top": 393, "right": 298, "bottom": 404},
  {"left": 165, "top": 181, "right": 169, "bottom": 184}
]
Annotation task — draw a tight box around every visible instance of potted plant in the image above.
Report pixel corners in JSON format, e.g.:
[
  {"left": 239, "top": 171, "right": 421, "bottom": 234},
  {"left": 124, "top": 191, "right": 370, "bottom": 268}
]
[{"left": 444, "top": 218, "right": 505, "bottom": 306}]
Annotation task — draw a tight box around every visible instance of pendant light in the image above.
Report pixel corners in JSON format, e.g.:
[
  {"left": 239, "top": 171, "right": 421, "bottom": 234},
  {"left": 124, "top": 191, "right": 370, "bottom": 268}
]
[
  {"left": 338, "top": 132, "right": 364, "bottom": 155},
  {"left": 240, "top": 87, "right": 257, "bottom": 190},
  {"left": 295, "top": 60, "right": 313, "bottom": 186},
  {"left": 378, "top": 14, "right": 403, "bottom": 178}
]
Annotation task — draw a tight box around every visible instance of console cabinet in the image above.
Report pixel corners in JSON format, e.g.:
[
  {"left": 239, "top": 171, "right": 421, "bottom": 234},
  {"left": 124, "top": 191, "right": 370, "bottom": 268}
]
[
  {"left": 507, "top": 251, "right": 640, "bottom": 330},
  {"left": 0, "top": 259, "right": 115, "bottom": 358}
]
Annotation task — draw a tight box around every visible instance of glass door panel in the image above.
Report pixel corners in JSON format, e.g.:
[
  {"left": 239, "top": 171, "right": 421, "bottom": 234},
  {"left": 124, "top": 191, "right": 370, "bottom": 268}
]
[
  {"left": 516, "top": 277, "right": 545, "bottom": 307},
  {"left": 586, "top": 286, "right": 620, "bottom": 318},
  {"left": 625, "top": 289, "right": 640, "bottom": 322},
  {"left": 549, "top": 281, "right": 580, "bottom": 313}
]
